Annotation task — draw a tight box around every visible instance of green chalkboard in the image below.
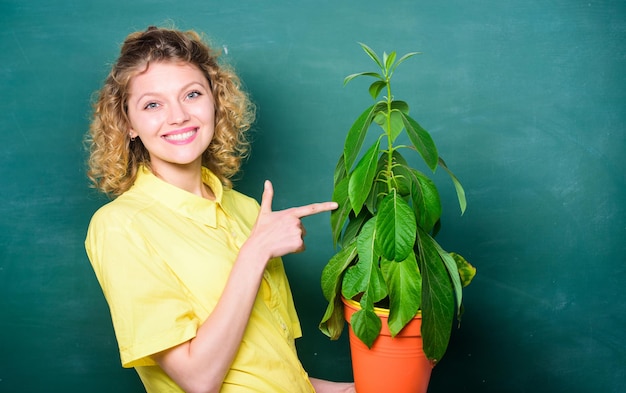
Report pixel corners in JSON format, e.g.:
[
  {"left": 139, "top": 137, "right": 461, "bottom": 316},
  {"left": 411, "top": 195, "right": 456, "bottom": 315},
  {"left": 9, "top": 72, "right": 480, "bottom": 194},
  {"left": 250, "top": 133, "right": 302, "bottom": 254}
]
[{"left": 1, "top": 1, "right": 624, "bottom": 392}]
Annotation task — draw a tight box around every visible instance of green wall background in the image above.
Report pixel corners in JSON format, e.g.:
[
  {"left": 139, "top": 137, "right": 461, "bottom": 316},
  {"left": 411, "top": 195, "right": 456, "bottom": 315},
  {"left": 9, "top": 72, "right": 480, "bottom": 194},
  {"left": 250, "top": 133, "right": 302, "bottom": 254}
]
[{"left": 1, "top": 1, "right": 624, "bottom": 392}]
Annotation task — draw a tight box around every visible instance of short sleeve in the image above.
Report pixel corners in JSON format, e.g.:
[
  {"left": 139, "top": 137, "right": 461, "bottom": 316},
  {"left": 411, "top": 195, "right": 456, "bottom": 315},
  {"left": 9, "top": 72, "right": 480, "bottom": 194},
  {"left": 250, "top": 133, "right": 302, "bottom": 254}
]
[{"left": 85, "top": 207, "right": 199, "bottom": 368}]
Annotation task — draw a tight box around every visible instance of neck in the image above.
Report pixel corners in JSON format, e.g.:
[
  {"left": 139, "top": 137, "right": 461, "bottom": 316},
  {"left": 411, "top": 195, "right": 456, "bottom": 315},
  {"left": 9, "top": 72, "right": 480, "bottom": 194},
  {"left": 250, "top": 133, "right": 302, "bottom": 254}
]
[{"left": 152, "top": 162, "right": 215, "bottom": 200}]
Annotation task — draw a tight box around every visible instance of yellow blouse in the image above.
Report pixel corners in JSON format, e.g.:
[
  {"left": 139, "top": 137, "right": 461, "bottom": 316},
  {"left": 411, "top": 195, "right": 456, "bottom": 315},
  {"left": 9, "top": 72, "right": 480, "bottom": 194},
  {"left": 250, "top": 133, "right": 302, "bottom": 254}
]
[{"left": 85, "top": 166, "right": 315, "bottom": 392}]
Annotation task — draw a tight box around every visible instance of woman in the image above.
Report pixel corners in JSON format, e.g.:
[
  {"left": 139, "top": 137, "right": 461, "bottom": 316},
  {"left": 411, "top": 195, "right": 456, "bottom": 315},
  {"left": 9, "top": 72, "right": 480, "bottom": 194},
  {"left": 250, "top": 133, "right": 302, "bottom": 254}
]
[{"left": 85, "top": 26, "right": 354, "bottom": 393}]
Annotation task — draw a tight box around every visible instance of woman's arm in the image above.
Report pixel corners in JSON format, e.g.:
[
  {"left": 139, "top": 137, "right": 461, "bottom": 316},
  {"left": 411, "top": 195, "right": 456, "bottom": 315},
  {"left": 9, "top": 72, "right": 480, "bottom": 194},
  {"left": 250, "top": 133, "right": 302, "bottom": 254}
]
[
  {"left": 152, "top": 181, "right": 337, "bottom": 393},
  {"left": 309, "top": 377, "right": 356, "bottom": 393}
]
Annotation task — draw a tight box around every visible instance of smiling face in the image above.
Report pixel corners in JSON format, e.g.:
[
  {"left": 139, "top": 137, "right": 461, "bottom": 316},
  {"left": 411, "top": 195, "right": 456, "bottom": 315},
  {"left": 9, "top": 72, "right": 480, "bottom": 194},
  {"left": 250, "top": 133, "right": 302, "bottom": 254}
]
[{"left": 126, "top": 61, "right": 215, "bottom": 178}]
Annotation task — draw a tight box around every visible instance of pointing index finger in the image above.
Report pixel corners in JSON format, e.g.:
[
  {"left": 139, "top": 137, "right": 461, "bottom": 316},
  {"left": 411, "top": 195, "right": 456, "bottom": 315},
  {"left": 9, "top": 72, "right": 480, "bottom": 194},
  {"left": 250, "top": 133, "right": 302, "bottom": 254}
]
[{"left": 290, "top": 201, "right": 339, "bottom": 218}]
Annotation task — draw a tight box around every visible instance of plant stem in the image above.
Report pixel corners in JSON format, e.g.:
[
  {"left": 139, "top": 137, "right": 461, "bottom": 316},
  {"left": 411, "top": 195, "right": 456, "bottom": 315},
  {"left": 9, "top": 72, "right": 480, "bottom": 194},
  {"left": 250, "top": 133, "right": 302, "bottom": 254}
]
[{"left": 385, "top": 75, "right": 394, "bottom": 194}]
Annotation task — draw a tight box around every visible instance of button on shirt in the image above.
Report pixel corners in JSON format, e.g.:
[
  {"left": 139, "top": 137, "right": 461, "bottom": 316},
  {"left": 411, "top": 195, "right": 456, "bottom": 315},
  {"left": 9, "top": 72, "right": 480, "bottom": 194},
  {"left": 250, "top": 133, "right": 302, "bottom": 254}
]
[{"left": 85, "top": 166, "right": 315, "bottom": 392}]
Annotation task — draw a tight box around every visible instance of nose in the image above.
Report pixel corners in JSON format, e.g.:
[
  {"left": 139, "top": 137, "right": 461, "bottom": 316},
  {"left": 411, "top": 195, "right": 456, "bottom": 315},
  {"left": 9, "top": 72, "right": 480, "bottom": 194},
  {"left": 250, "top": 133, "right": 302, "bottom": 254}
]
[{"left": 167, "top": 101, "right": 190, "bottom": 124}]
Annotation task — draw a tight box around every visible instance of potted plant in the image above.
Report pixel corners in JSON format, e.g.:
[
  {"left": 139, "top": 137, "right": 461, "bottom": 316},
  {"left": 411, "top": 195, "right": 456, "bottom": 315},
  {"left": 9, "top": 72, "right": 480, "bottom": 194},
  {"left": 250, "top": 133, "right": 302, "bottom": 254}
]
[{"left": 319, "top": 43, "right": 476, "bottom": 393}]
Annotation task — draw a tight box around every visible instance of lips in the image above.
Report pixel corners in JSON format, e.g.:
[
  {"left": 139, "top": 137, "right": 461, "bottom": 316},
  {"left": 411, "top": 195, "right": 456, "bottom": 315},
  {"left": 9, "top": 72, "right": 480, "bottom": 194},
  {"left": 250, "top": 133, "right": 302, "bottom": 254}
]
[{"left": 162, "top": 128, "right": 198, "bottom": 144}]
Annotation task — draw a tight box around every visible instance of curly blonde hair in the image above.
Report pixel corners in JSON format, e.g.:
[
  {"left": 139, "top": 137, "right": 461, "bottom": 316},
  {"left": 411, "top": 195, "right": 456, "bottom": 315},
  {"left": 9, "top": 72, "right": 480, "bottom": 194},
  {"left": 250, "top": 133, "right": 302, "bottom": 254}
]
[{"left": 86, "top": 26, "right": 255, "bottom": 197}]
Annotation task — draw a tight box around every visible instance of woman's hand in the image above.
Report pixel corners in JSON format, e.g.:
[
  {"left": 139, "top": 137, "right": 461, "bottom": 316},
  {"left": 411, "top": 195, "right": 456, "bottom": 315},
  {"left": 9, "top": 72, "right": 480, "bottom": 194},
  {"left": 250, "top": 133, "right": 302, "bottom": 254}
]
[{"left": 245, "top": 180, "right": 338, "bottom": 261}]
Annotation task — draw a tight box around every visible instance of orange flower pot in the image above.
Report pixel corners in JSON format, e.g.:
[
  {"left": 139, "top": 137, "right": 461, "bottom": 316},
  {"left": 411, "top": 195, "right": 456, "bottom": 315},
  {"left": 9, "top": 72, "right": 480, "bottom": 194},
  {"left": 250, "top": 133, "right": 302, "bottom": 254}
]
[{"left": 342, "top": 297, "right": 434, "bottom": 393}]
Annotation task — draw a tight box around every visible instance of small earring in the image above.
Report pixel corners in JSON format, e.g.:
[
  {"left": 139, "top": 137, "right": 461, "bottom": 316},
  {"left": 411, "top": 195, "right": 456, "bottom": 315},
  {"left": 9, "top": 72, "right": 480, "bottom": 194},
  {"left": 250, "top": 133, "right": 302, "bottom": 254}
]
[{"left": 130, "top": 134, "right": 136, "bottom": 142}]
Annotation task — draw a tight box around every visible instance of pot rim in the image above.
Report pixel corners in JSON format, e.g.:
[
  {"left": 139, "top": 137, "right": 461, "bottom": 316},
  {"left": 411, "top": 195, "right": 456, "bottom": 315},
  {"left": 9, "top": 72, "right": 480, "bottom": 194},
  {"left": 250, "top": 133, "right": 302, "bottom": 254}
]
[{"left": 342, "top": 296, "right": 423, "bottom": 317}]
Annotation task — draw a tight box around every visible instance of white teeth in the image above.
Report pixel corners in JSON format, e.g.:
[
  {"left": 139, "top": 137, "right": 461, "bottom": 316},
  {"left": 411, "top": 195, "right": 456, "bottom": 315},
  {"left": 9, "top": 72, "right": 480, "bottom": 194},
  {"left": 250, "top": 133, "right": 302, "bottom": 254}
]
[{"left": 164, "top": 130, "right": 195, "bottom": 141}]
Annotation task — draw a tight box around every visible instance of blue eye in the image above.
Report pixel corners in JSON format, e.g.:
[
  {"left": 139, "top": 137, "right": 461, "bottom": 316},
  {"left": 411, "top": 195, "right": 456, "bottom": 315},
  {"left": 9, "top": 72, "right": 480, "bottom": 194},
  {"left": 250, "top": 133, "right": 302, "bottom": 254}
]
[
  {"left": 144, "top": 102, "right": 159, "bottom": 110},
  {"left": 187, "top": 90, "right": 202, "bottom": 99}
]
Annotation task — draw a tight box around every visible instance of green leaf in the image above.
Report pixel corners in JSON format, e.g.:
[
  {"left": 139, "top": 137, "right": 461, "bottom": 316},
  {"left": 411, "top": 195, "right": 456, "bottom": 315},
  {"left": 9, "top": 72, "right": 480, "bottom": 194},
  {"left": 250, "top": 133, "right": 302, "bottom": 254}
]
[
  {"left": 348, "top": 138, "right": 381, "bottom": 215},
  {"left": 319, "top": 241, "right": 358, "bottom": 339},
  {"left": 401, "top": 113, "right": 439, "bottom": 171},
  {"left": 384, "top": 50, "right": 397, "bottom": 73},
  {"left": 321, "top": 240, "right": 358, "bottom": 301},
  {"left": 364, "top": 154, "right": 387, "bottom": 214},
  {"left": 340, "top": 209, "right": 371, "bottom": 249},
  {"left": 387, "top": 110, "right": 404, "bottom": 142},
  {"left": 368, "top": 80, "right": 387, "bottom": 100},
  {"left": 342, "top": 219, "right": 387, "bottom": 303},
  {"left": 382, "top": 252, "right": 422, "bottom": 336},
  {"left": 431, "top": 241, "right": 463, "bottom": 315},
  {"left": 333, "top": 153, "right": 347, "bottom": 187},
  {"left": 373, "top": 111, "right": 386, "bottom": 127},
  {"left": 350, "top": 307, "right": 382, "bottom": 348},
  {"left": 410, "top": 168, "right": 442, "bottom": 233},
  {"left": 341, "top": 218, "right": 388, "bottom": 350},
  {"left": 330, "top": 176, "right": 351, "bottom": 244},
  {"left": 344, "top": 71, "right": 382, "bottom": 86},
  {"left": 319, "top": 296, "right": 345, "bottom": 340},
  {"left": 390, "top": 100, "right": 409, "bottom": 114},
  {"left": 343, "top": 103, "right": 384, "bottom": 172},
  {"left": 388, "top": 101, "right": 409, "bottom": 141},
  {"left": 358, "top": 42, "right": 383, "bottom": 70},
  {"left": 417, "top": 228, "right": 455, "bottom": 362},
  {"left": 374, "top": 190, "right": 417, "bottom": 262},
  {"left": 390, "top": 51, "right": 420, "bottom": 74},
  {"left": 438, "top": 157, "right": 467, "bottom": 215}
]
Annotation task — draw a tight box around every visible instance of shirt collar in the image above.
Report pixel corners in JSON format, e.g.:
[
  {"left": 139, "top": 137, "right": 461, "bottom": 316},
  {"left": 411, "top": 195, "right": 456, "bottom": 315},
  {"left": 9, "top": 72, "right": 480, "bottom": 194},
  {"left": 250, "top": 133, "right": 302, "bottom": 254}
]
[{"left": 134, "top": 165, "right": 224, "bottom": 228}]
